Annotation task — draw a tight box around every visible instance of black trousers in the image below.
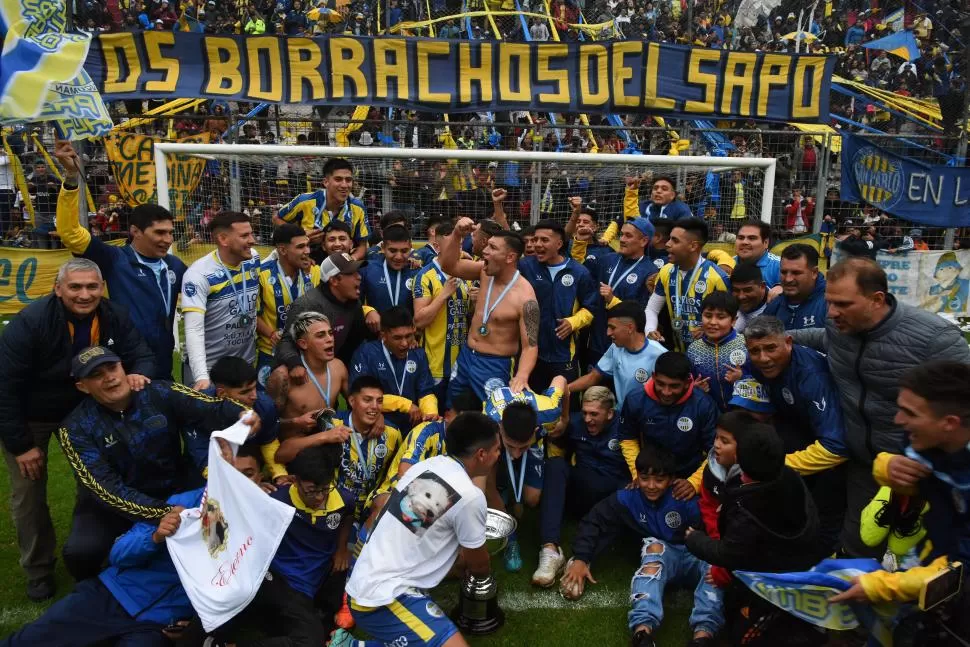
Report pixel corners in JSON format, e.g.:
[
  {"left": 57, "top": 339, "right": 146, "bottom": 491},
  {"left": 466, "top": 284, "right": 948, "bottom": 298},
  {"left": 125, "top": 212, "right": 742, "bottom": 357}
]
[{"left": 63, "top": 491, "right": 133, "bottom": 582}]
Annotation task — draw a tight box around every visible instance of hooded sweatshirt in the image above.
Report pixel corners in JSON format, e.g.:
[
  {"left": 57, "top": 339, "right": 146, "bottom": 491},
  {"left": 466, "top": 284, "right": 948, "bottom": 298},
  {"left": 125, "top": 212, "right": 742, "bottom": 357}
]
[
  {"left": 699, "top": 445, "right": 742, "bottom": 587},
  {"left": 685, "top": 466, "right": 821, "bottom": 573},
  {"left": 618, "top": 377, "right": 718, "bottom": 479}
]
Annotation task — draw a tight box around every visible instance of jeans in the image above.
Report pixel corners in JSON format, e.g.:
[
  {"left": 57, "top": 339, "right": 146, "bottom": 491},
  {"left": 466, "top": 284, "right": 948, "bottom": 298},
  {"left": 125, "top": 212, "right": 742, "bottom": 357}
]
[
  {"left": 538, "top": 458, "right": 626, "bottom": 546},
  {"left": 628, "top": 538, "right": 724, "bottom": 635}
]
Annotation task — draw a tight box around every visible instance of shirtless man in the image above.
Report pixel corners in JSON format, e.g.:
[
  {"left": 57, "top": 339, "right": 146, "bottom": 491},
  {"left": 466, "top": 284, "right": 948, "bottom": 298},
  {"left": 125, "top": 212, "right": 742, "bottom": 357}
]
[
  {"left": 439, "top": 217, "right": 539, "bottom": 405},
  {"left": 267, "top": 311, "right": 349, "bottom": 441}
]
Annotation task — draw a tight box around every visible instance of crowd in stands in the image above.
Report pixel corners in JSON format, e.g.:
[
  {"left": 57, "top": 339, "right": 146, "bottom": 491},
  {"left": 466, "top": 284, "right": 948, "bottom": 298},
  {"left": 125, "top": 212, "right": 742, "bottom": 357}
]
[{"left": 0, "top": 0, "right": 965, "bottom": 253}]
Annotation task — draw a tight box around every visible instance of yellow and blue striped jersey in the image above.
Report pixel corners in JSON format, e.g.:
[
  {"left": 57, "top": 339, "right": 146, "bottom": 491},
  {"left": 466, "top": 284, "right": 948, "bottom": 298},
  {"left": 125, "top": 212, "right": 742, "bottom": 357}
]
[
  {"left": 333, "top": 411, "right": 403, "bottom": 519},
  {"left": 256, "top": 258, "right": 321, "bottom": 356},
  {"left": 654, "top": 259, "right": 731, "bottom": 353},
  {"left": 278, "top": 189, "right": 370, "bottom": 246},
  {"left": 485, "top": 384, "right": 564, "bottom": 438},
  {"left": 412, "top": 262, "right": 469, "bottom": 380}
]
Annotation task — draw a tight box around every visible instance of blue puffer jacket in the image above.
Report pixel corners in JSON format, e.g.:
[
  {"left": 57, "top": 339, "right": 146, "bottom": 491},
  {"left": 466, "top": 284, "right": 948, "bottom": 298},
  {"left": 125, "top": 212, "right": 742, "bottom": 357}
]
[{"left": 99, "top": 488, "right": 202, "bottom": 626}]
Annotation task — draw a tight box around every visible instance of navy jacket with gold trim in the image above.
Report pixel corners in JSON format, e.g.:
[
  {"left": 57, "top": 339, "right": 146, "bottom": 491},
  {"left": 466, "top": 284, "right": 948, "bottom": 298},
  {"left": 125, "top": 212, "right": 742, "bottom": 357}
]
[{"left": 58, "top": 382, "right": 244, "bottom": 520}]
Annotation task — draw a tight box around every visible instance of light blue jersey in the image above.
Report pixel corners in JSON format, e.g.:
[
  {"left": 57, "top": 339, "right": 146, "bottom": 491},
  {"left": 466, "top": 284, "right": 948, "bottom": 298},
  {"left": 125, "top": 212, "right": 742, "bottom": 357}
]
[{"left": 595, "top": 338, "right": 667, "bottom": 410}]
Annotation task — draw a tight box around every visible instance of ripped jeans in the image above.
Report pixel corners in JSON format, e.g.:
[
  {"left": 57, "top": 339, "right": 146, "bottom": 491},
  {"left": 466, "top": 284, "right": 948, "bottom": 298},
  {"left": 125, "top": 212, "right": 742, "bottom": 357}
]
[{"left": 628, "top": 538, "right": 725, "bottom": 635}]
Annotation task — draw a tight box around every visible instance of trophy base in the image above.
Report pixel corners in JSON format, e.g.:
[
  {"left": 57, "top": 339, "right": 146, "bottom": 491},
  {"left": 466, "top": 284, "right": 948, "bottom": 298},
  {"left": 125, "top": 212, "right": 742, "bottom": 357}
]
[{"left": 452, "top": 606, "right": 505, "bottom": 635}]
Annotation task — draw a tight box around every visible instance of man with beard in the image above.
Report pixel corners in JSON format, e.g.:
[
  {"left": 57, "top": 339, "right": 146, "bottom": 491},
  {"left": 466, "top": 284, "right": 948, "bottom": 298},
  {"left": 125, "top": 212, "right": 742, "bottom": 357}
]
[
  {"left": 256, "top": 224, "right": 321, "bottom": 384},
  {"left": 763, "top": 244, "right": 827, "bottom": 330},
  {"left": 730, "top": 262, "right": 769, "bottom": 333},
  {"left": 439, "top": 219, "right": 539, "bottom": 404}
]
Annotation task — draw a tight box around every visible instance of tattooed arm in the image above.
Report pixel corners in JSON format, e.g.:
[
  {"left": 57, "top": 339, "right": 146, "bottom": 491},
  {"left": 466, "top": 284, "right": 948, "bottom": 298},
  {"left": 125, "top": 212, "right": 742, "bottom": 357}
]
[
  {"left": 510, "top": 298, "right": 540, "bottom": 393},
  {"left": 266, "top": 365, "right": 290, "bottom": 412}
]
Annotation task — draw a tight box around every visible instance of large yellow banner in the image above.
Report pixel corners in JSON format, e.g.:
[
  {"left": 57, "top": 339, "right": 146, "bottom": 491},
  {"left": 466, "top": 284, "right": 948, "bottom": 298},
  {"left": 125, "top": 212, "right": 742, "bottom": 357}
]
[{"left": 103, "top": 132, "right": 210, "bottom": 215}]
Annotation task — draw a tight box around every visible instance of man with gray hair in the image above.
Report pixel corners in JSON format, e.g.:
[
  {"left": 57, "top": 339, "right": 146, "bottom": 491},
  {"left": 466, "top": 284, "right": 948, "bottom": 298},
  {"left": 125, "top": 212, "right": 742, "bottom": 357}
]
[
  {"left": 789, "top": 257, "right": 970, "bottom": 558},
  {"left": 268, "top": 311, "right": 349, "bottom": 442},
  {"left": 533, "top": 386, "right": 629, "bottom": 587},
  {"left": 0, "top": 258, "right": 153, "bottom": 599},
  {"left": 744, "top": 315, "right": 850, "bottom": 560}
]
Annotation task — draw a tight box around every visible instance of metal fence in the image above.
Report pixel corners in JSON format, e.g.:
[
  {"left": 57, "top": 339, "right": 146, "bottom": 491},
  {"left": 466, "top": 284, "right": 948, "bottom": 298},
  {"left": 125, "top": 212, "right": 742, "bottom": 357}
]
[{"left": 3, "top": 113, "right": 963, "bottom": 251}]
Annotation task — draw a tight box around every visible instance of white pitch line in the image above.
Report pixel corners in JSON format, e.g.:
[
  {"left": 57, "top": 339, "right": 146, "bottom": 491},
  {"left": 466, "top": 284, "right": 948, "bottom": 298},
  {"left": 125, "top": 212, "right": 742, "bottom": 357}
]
[
  {"left": 0, "top": 606, "right": 45, "bottom": 627},
  {"left": 498, "top": 588, "right": 629, "bottom": 611}
]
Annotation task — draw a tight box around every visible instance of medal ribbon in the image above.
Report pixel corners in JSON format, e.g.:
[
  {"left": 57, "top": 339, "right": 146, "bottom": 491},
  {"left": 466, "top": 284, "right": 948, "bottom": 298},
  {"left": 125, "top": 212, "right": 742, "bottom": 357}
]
[
  {"left": 214, "top": 251, "right": 251, "bottom": 318},
  {"left": 673, "top": 261, "right": 706, "bottom": 327},
  {"left": 300, "top": 353, "right": 332, "bottom": 409},
  {"left": 382, "top": 260, "right": 402, "bottom": 307},
  {"left": 608, "top": 256, "right": 645, "bottom": 291},
  {"left": 347, "top": 416, "right": 373, "bottom": 480},
  {"left": 381, "top": 343, "right": 407, "bottom": 396},
  {"left": 504, "top": 441, "right": 528, "bottom": 504},
  {"left": 481, "top": 271, "right": 520, "bottom": 331}
]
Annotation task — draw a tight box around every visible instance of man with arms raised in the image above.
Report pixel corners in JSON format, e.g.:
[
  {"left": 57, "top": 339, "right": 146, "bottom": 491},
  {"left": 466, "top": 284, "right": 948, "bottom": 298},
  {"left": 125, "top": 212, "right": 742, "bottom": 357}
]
[
  {"left": 646, "top": 218, "right": 730, "bottom": 353},
  {"left": 181, "top": 212, "right": 260, "bottom": 390},
  {"left": 762, "top": 244, "right": 827, "bottom": 330},
  {"left": 733, "top": 218, "right": 781, "bottom": 289},
  {"left": 55, "top": 140, "right": 185, "bottom": 379},
  {"left": 331, "top": 411, "right": 500, "bottom": 647},
  {"left": 256, "top": 224, "right": 321, "bottom": 384},
  {"left": 268, "top": 311, "right": 348, "bottom": 444},
  {"left": 439, "top": 218, "right": 539, "bottom": 402},
  {"left": 278, "top": 158, "right": 369, "bottom": 260},
  {"left": 412, "top": 220, "right": 470, "bottom": 407}
]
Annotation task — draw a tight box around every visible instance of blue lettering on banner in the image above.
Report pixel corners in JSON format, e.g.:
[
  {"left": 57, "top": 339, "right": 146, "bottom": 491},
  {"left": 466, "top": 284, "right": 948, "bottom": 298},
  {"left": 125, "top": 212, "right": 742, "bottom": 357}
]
[{"left": 0, "top": 257, "right": 38, "bottom": 305}]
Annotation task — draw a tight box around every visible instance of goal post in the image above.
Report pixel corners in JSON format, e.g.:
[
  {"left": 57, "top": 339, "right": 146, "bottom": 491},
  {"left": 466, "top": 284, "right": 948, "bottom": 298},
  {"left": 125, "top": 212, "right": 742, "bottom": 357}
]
[{"left": 154, "top": 143, "right": 777, "bottom": 245}]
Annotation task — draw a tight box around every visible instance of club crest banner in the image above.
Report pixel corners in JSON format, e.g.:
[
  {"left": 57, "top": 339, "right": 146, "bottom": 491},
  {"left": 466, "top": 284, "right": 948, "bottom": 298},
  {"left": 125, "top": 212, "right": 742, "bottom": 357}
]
[
  {"left": 103, "top": 132, "right": 210, "bottom": 216},
  {"left": 841, "top": 132, "right": 970, "bottom": 227},
  {"left": 84, "top": 32, "right": 834, "bottom": 123}
]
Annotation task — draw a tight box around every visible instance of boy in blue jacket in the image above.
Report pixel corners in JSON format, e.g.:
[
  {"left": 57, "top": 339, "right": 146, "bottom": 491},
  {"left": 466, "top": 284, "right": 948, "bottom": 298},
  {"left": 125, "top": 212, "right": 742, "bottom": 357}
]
[
  {"left": 560, "top": 445, "right": 723, "bottom": 647},
  {"left": 0, "top": 489, "right": 200, "bottom": 647}
]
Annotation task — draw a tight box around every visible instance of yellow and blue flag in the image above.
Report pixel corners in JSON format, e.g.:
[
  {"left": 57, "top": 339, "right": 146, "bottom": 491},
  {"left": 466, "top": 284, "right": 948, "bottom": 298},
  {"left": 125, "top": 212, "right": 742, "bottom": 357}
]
[
  {"left": 0, "top": 0, "right": 112, "bottom": 139},
  {"left": 862, "top": 30, "right": 921, "bottom": 62},
  {"left": 736, "top": 558, "right": 895, "bottom": 647}
]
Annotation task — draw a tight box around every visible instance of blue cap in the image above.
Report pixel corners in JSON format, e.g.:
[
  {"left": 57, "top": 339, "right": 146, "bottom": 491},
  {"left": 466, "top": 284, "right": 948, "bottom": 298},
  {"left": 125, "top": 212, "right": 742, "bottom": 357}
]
[
  {"left": 629, "top": 217, "right": 655, "bottom": 239},
  {"left": 728, "top": 377, "right": 775, "bottom": 414}
]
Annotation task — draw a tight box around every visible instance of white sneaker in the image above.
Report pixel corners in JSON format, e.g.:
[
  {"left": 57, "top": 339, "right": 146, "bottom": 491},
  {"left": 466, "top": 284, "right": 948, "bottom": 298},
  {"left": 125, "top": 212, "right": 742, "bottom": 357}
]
[{"left": 531, "top": 545, "right": 565, "bottom": 587}]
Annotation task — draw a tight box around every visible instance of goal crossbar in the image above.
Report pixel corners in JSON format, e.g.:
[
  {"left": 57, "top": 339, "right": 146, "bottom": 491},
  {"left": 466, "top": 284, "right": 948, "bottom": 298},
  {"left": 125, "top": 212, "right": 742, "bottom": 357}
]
[{"left": 154, "top": 143, "right": 778, "bottom": 223}]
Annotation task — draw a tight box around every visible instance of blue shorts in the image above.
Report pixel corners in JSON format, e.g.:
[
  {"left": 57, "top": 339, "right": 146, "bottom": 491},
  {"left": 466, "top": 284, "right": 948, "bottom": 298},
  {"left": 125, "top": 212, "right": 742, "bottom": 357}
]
[
  {"left": 256, "top": 351, "right": 275, "bottom": 387},
  {"left": 446, "top": 346, "right": 513, "bottom": 407},
  {"left": 498, "top": 442, "right": 545, "bottom": 495},
  {"left": 350, "top": 592, "right": 458, "bottom": 647}
]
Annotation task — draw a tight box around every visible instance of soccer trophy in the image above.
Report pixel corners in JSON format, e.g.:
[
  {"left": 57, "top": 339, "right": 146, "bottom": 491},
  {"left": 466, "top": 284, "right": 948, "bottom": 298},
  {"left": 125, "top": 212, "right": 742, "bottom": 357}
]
[{"left": 453, "top": 509, "right": 516, "bottom": 635}]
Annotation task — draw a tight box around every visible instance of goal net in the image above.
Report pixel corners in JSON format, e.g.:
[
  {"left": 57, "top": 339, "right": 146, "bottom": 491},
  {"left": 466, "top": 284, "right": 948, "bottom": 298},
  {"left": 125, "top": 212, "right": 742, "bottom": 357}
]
[{"left": 154, "top": 144, "right": 777, "bottom": 248}]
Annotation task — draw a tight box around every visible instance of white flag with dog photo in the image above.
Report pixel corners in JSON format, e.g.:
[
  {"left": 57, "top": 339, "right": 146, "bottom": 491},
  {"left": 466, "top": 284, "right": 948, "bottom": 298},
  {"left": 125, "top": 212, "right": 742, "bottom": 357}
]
[{"left": 167, "top": 415, "right": 295, "bottom": 631}]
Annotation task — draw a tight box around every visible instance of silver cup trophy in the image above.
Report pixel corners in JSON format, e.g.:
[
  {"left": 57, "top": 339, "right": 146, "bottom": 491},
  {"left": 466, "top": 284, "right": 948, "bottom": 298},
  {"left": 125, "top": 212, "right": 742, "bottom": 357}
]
[{"left": 453, "top": 508, "right": 517, "bottom": 635}]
